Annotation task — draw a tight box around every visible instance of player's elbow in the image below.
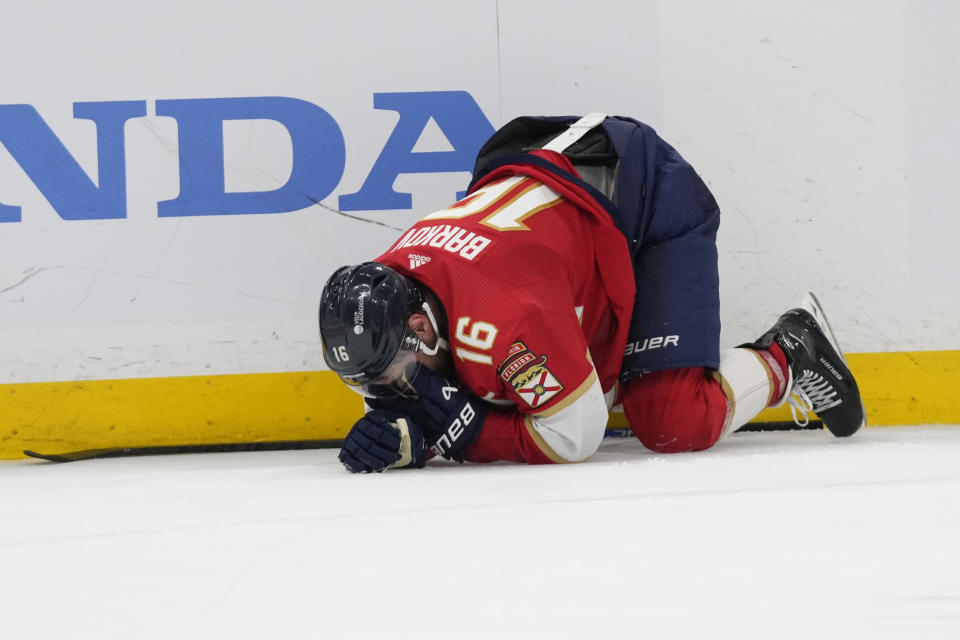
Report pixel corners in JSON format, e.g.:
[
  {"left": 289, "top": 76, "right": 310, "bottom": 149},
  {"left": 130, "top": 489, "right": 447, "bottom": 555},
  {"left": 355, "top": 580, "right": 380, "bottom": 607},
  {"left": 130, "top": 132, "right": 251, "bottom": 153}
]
[{"left": 527, "top": 376, "right": 608, "bottom": 463}]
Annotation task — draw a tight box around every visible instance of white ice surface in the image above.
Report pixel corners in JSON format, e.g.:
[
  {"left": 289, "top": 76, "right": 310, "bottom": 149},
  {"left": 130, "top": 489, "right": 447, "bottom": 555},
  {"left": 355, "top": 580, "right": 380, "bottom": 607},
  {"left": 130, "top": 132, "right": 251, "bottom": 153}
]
[{"left": 3, "top": 426, "right": 959, "bottom": 639}]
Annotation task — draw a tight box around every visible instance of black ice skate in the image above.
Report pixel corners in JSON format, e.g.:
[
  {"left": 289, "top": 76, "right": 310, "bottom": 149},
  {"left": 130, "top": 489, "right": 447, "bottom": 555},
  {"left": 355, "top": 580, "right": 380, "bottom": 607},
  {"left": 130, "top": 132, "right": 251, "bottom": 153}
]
[{"left": 743, "top": 292, "right": 866, "bottom": 437}]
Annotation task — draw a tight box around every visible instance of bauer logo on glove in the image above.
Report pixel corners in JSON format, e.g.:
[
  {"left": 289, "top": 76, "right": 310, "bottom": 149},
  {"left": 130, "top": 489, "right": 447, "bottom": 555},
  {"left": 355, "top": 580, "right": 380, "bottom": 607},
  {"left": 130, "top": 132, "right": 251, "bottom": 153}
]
[{"left": 429, "top": 393, "right": 479, "bottom": 458}]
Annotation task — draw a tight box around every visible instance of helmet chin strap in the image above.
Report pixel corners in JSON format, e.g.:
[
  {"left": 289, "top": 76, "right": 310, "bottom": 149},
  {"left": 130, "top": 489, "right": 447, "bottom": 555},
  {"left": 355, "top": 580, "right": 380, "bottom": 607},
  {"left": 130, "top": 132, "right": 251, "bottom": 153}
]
[{"left": 418, "top": 301, "right": 449, "bottom": 356}]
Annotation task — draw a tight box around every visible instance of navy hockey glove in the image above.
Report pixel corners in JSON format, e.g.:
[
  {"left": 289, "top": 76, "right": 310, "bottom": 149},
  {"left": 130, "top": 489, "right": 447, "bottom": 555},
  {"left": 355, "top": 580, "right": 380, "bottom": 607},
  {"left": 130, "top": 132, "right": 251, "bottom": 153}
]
[
  {"left": 407, "top": 367, "right": 487, "bottom": 462},
  {"left": 338, "top": 410, "right": 427, "bottom": 473}
]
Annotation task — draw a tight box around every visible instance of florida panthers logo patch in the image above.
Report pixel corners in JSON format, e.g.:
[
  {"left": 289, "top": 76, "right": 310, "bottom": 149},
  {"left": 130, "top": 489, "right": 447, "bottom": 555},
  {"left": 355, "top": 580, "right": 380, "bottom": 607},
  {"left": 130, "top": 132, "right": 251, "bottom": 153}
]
[{"left": 498, "top": 342, "right": 564, "bottom": 408}]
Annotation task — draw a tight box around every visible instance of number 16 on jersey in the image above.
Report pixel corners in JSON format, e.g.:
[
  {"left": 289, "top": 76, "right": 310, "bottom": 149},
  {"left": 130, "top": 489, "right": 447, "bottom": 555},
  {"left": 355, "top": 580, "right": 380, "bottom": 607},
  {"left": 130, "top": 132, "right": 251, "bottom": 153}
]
[{"left": 454, "top": 317, "right": 498, "bottom": 365}]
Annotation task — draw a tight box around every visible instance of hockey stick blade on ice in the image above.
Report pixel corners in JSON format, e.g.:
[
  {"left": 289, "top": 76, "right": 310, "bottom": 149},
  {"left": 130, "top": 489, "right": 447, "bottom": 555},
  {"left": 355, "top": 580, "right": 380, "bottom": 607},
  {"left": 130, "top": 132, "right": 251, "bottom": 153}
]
[{"left": 23, "top": 440, "right": 343, "bottom": 463}]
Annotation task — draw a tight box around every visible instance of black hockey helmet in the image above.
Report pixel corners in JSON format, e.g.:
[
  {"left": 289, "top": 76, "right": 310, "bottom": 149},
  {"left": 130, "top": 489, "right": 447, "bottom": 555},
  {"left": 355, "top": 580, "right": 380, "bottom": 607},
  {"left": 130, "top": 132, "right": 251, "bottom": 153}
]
[{"left": 319, "top": 262, "right": 426, "bottom": 397}]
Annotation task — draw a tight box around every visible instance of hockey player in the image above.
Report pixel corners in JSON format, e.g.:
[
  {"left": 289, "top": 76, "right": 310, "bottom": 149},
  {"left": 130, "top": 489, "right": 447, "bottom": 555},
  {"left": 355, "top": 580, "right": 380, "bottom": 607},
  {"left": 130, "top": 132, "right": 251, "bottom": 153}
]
[{"left": 319, "top": 114, "right": 866, "bottom": 473}]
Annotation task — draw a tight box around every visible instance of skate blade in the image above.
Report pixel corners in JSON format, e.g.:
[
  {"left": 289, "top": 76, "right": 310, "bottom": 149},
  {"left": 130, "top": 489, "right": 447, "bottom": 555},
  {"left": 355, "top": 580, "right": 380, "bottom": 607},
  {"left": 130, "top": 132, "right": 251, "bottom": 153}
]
[{"left": 799, "top": 291, "right": 848, "bottom": 366}]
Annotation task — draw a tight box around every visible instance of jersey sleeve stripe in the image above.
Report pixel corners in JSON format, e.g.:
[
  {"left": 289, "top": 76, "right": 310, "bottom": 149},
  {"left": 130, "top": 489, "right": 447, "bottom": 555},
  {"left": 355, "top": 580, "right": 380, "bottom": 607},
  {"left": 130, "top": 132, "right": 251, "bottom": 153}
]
[{"left": 522, "top": 416, "right": 576, "bottom": 464}]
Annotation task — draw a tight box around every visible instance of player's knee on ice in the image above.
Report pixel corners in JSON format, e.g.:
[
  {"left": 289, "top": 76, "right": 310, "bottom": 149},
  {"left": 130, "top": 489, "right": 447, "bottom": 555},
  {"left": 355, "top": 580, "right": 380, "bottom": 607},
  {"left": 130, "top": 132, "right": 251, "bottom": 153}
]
[{"left": 622, "top": 368, "right": 727, "bottom": 453}]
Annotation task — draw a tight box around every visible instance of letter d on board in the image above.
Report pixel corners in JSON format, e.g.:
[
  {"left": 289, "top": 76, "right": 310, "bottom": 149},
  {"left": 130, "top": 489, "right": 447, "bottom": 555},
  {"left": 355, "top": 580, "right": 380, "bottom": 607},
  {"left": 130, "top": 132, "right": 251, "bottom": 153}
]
[{"left": 156, "top": 97, "right": 346, "bottom": 217}]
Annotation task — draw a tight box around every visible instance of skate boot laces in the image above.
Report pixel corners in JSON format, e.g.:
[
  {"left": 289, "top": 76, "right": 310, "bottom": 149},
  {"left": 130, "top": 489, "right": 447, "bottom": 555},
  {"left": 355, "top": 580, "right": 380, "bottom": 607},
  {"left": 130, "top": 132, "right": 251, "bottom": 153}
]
[{"left": 788, "top": 369, "right": 843, "bottom": 427}]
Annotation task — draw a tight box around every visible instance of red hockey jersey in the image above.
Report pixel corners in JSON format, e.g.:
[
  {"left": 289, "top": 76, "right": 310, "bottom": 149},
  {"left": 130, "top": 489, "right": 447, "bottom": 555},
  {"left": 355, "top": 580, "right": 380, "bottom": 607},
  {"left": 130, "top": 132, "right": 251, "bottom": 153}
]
[{"left": 376, "top": 150, "right": 635, "bottom": 464}]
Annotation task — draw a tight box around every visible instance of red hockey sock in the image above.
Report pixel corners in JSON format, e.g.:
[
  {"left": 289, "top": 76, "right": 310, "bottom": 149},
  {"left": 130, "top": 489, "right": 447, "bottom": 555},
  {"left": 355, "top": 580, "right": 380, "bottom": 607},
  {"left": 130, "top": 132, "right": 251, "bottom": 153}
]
[{"left": 756, "top": 342, "right": 789, "bottom": 405}]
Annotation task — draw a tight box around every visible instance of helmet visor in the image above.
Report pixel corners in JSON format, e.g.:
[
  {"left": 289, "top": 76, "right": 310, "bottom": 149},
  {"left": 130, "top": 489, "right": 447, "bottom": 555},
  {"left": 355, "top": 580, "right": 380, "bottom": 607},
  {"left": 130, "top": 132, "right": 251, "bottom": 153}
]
[{"left": 338, "top": 327, "right": 423, "bottom": 399}]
